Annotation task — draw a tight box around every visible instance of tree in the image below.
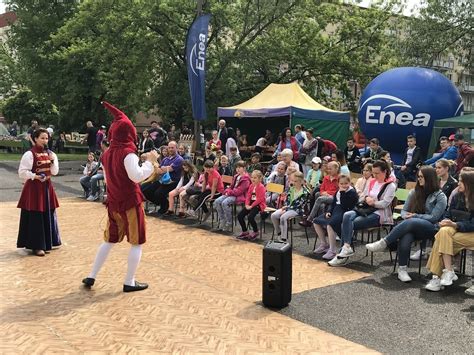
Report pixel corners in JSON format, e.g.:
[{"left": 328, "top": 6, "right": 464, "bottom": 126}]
[
  {"left": 5, "top": 0, "right": 400, "bottom": 131},
  {"left": 398, "top": 0, "right": 473, "bottom": 69},
  {"left": 1, "top": 89, "right": 59, "bottom": 130}
]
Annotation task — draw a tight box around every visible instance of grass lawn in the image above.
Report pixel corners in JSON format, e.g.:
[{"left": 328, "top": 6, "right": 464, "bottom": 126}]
[{"left": 0, "top": 152, "right": 86, "bottom": 162}]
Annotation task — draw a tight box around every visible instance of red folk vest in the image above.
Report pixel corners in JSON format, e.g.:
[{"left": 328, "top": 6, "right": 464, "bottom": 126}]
[
  {"left": 102, "top": 148, "right": 145, "bottom": 213},
  {"left": 17, "top": 146, "right": 59, "bottom": 212}
]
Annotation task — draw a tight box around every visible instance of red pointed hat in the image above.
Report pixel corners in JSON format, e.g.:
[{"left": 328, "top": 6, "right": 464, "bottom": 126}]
[{"left": 102, "top": 101, "right": 137, "bottom": 152}]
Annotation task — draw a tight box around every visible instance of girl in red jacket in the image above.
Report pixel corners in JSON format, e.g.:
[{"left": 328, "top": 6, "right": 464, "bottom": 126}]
[{"left": 237, "top": 170, "right": 266, "bottom": 240}]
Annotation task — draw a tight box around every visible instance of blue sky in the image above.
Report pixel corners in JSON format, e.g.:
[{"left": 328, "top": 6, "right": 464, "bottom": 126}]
[{"left": 1, "top": 1, "right": 421, "bottom": 15}]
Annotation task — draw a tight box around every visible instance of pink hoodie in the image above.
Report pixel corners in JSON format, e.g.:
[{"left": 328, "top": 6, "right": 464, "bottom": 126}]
[{"left": 224, "top": 173, "right": 251, "bottom": 204}]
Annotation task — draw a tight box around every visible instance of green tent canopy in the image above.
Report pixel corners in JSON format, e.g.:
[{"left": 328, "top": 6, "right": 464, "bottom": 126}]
[{"left": 428, "top": 114, "right": 474, "bottom": 156}]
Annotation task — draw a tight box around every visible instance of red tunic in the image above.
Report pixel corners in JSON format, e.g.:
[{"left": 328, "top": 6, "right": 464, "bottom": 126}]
[
  {"left": 101, "top": 101, "right": 144, "bottom": 213},
  {"left": 17, "top": 146, "right": 59, "bottom": 212}
]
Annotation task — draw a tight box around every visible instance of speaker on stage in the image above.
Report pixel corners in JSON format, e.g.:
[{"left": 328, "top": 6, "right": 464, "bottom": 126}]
[{"left": 262, "top": 240, "right": 292, "bottom": 308}]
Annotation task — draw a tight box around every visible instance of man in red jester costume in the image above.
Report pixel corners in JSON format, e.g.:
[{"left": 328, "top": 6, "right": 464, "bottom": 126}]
[{"left": 82, "top": 101, "right": 158, "bottom": 292}]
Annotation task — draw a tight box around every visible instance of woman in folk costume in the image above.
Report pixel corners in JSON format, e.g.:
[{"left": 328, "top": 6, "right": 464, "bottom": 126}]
[
  {"left": 17, "top": 128, "right": 61, "bottom": 256},
  {"left": 82, "top": 101, "right": 158, "bottom": 293}
]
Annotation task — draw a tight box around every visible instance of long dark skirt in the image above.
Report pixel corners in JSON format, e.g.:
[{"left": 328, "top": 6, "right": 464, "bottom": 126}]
[
  {"left": 17, "top": 209, "right": 61, "bottom": 251},
  {"left": 313, "top": 205, "right": 345, "bottom": 235}
]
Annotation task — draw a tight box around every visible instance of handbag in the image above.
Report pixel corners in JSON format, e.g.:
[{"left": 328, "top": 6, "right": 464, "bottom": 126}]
[
  {"left": 159, "top": 171, "right": 171, "bottom": 184},
  {"left": 354, "top": 181, "right": 390, "bottom": 216},
  {"left": 354, "top": 202, "right": 377, "bottom": 217}
]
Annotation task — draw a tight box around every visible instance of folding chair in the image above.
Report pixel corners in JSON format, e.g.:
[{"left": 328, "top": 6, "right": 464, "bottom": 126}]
[
  {"left": 459, "top": 247, "right": 474, "bottom": 275},
  {"left": 394, "top": 188, "right": 410, "bottom": 212},
  {"left": 261, "top": 183, "right": 285, "bottom": 239},
  {"left": 357, "top": 197, "right": 398, "bottom": 266},
  {"left": 405, "top": 181, "right": 417, "bottom": 190}
]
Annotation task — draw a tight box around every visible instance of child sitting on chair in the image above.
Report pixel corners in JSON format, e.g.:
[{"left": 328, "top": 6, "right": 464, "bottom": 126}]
[
  {"left": 247, "top": 153, "right": 262, "bottom": 174},
  {"left": 312, "top": 174, "right": 358, "bottom": 260},
  {"left": 214, "top": 161, "right": 250, "bottom": 232},
  {"left": 271, "top": 171, "right": 310, "bottom": 242},
  {"left": 237, "top": 170, "right": 266, "bottom": 241}
]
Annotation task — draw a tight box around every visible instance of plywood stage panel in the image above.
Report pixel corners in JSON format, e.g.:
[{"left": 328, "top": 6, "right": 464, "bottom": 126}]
[{"left": 0, "top": 199, "right": 375, "bottom": 353}]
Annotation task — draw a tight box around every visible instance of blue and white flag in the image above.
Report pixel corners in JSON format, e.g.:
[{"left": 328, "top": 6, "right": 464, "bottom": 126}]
[{"left": 185, "top": 14, "right": 211, "bottom": 121}]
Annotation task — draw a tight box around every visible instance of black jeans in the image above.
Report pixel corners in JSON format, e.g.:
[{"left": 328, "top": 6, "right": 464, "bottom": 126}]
[
  {"left": 194, "top": 190, "right": 221, "bottom": 213},
  {"left": 143, "top": 180, "right": 178, "bottom": 213},
  {"left": 237, "top": 206, "right": 260, "bottom": 232}
]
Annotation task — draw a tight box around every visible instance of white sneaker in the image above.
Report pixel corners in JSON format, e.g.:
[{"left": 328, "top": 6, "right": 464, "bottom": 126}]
[
  {"left": 425, "top": 276, "right": 444, "bottom": 292},
  {"left": 397, "top": 266, "right": 412, "bottom": 282},
  {"left": 223, "top": 223, "right": 233, "bottom": 232},
  {"left": 328, "top": 256, "right": 349, "bottom": 267},
  {"left": 440, "top": 269, "right": 458, "bottom": 286},
  {"left": 337, "top": 245, "right": 354, "bottom": 258},
  {"left": 186, "top": 209, "right": 197, "bottom": 217},
  {"left": 201, "top": 211, "right": 211, "bottom": 223},
  {"left": 465, "top": 285, "right": 474, "bottom": 296},
  {"left": 365, "top": 239, "right": 387, "bottom": 252},
  {"left": 86, "top": 194, "right": 98, "bottom": 201},
  {"left": 410, "top": 248, "right": 429, "bottom": 261}
]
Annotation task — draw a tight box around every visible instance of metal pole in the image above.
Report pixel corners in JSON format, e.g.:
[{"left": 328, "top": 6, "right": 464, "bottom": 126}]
[{"left": 194, "top": 0, "right": 204, "bottom": 152}]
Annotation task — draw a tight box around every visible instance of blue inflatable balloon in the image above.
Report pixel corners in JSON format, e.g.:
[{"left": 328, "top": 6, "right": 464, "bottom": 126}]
[{"left": 358, "top": 67, "right": 463, "bottom": 163}]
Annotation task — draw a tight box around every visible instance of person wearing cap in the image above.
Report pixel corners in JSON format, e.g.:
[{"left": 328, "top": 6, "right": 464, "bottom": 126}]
[
  {"left": 424, "top": 136, "right": 458, "bottom": 166},
  {"left": 96, "top": 125, "right": 107, "bottom": 150},
  {"left": 306, "top": 157, "right": 322, "bottom": 191},
  {"left": 454, "top": 134, "right": 474, "bottom": 174},
  {"left": 300, "top": 128, "right": 322, "bottom": 175}
]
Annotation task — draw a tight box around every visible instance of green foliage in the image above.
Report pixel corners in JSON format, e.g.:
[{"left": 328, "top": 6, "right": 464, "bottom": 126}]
[
  {"left": 4, "top": 0, "right": 399, "bottom": 131},
  {"left": 1, "top": 89, "right": 59, "bottom": 128},
  {"left": 397, "top": 0, "right": 473, "bottom": 69}
]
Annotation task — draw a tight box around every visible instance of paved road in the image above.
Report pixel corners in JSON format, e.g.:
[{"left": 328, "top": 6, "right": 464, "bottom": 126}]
[{"left": 0, "top": 160, "right": 83, "bottom": 203}]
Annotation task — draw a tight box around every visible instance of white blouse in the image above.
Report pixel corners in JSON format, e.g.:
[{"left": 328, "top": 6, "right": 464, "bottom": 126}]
[{"left": 18, "top": 151, "right": 59, "bottom": 181}]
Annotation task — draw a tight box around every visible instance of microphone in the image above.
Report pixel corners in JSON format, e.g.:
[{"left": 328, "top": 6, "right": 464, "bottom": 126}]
[{"left": 44, "top": 144, "right": 54, "bottom": 164}]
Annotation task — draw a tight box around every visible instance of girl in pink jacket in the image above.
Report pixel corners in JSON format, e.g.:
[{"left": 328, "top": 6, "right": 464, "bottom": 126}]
[
  {"left": 214, "top": 161, "right": 251, "bottom": 231},
  {"left": 237, "top": 170, "right": 267, "bottom": 240}
]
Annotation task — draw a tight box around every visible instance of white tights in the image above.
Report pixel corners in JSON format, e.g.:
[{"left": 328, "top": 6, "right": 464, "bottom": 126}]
[{"left": 88, "top": 242, "right": 142, "bottom": 286}]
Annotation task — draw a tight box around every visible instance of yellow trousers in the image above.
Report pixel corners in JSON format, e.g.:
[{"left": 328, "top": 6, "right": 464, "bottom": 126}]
[{"left": 426, "top": 226, "right": 474, "bottom": 276}]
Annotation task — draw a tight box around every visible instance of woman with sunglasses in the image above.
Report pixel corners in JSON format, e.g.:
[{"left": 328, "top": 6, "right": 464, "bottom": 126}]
[{"left": 366, "top": 166, "right": 447, "bottom": 282}]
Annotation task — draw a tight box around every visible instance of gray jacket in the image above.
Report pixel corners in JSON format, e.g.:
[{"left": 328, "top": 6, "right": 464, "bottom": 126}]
[{"left": 401, "top": 190, "right": 447, "bottom": 223}]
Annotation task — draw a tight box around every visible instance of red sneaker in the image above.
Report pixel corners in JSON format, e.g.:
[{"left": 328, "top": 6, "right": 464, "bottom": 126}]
[
  {"left": 248, "top": 231, "right": 259, "bottom": 240},
  {"left": 236, "top": 231, "right": 249, "bottom": 239}
]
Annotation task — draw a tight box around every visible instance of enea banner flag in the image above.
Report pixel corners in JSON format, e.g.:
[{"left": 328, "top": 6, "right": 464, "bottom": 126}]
[{"left": 186, "top": 14, "right": 211, "bottom": 121}]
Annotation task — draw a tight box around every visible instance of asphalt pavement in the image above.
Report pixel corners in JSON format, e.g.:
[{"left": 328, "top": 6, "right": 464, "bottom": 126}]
[{"left": 1, "top": 160, "right": 472, "bottom": 353}]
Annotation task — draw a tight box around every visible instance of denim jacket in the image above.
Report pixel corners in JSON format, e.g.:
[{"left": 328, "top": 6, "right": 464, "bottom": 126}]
[{"left": 401, "top": 190, "right": 447, "bottom": 223}]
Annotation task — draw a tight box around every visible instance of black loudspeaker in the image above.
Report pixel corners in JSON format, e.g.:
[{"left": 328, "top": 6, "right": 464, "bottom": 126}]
[{"left": 262, "top": 240, "right": 292, "bottom": 308}]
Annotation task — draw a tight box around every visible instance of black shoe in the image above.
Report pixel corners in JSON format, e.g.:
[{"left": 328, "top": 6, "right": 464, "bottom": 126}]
[
  {"left": 82, "top": 277, "right": 95, "bottom": 287},
  {"left": 123, "top": 281, "right": 148, "bottom": 293}
]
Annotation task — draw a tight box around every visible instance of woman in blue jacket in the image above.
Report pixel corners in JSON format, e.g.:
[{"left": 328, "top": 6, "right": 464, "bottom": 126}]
[
  {"left": 425, "top": 169, "right": 474, "bottom": 292},
  {"left": 366, "top": 166, "right": 447, "bottom": 282}
]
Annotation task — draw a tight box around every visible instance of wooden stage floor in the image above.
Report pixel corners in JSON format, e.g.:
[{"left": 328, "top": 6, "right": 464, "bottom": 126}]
[{"left": 0, "top": 199, "right": 375, "bottom": 353}]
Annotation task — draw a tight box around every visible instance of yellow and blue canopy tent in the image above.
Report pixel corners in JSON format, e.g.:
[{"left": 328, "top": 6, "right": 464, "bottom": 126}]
[{"left": 217, "top": 82, "right": 351, "bottom": 147}]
